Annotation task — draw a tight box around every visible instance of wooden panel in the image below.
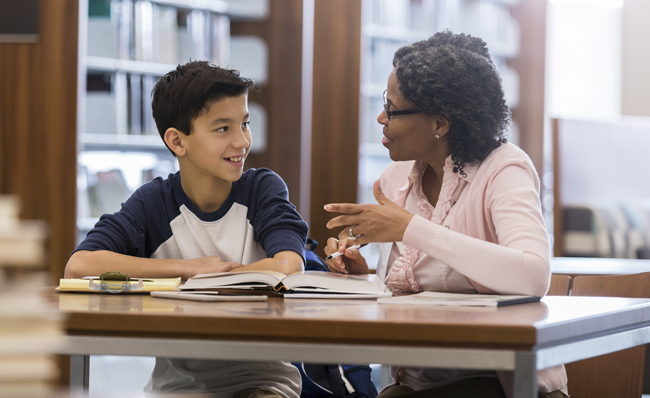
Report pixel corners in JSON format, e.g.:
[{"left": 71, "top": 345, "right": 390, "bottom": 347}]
[
  {"left": 309, "top": 0, "right": 362, "bottom": 256},
  {"left": 230, "top": 0, "right": 304, "bottom": 212},
  {"left": 509, "top": 0, "right": 546, "bottom": 178},
  {"left": 566, "top": 273, "right": 650, "bottom": 398},
  {"left": 0, "top": 0, "right": 78, "bottom": 279},
  {"left": 547, "top": 274, "right": 571, "bottom": 296},
  {"left": 566, "top": 346, "right": 644, "bottom": 398}
]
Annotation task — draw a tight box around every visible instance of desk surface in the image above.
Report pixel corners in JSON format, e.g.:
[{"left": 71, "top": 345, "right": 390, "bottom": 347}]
[
  {"left": 52, "top": 292, "right": 650, "bottom": 351},
  {"left": 551, "top": 257, "right": 650, "bottom": 276}
]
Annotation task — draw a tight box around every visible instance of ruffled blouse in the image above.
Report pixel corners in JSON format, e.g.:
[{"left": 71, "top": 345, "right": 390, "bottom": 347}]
[{"left": 386, "top": 157, "right": 465, "bottom": 293}]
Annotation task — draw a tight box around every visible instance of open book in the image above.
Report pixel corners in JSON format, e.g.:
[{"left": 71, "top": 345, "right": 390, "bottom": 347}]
[
  {"left": 179, "top": 270, "right": 391, "bottom": 298},
  {"left": 377, "top": 292, "right": 541, "bottom": 307}
]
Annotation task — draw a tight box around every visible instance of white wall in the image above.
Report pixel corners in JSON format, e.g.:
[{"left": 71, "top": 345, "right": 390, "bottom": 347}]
[
  {"left": 545, "top": 1, "right": 622, "bottom": 119},
  {"left": 622, "top": 0, "right": 650, "bottom": 117}
]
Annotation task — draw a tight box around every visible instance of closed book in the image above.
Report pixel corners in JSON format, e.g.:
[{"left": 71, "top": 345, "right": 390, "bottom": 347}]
[
  {"left": 377, "top": 292, "right": 541, "bottom": 307},
  {"left": 180, "top": 270, "right": 390, "bottom": 298},
  {"left": 0, "top": 355, "right": 58, "bottom": 383},
  {"left": 151, "top": 291, "right": 268, "bottom": 302}
]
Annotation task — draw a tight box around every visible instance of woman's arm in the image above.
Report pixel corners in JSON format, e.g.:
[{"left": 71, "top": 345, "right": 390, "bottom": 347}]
[
  {"left": 403, "top": 164, "right": 550, "bottom": 296},
  {"left": 325, "top": 164, "right": 550, "bottom": 296}
]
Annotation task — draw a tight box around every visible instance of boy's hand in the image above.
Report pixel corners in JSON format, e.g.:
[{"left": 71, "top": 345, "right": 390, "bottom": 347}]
[{"left": 185, "top": 256, "right": 243, "bottom": 279}]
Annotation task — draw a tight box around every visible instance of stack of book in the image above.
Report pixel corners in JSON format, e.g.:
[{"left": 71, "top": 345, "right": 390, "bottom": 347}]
[{"left": 0, "top": 196, "right": 63, "bottom": 398}]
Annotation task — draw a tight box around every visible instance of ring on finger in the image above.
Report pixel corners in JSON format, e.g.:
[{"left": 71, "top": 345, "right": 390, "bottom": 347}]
[{"left": 348, "top": 226, "right": 357, "bottom": 241}]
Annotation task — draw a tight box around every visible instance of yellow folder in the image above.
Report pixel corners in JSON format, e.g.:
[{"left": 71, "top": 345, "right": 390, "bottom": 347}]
[{"left": 58, "top": 277, "right": 181, "bottom": 293}]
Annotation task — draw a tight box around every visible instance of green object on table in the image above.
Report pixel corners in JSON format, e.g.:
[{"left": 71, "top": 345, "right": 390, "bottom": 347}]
[{"left": 99, "top": 271, "right": 130, "bottom": 282}]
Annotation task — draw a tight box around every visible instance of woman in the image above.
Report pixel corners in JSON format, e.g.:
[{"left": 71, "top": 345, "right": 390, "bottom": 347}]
[{"left": 324, "top": 31, "right": 567, "bottom": 398}]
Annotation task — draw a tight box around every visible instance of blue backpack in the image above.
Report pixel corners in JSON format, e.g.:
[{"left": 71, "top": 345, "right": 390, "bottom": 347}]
[
  {"left": 295, "top": 239, "right": 379, "bottom": 398},
  {"left": 297, "top": 363, "right": 378, "bottom": 398},
  {"left": 305, "top": 237, "right": 330, "bottom": 272}
]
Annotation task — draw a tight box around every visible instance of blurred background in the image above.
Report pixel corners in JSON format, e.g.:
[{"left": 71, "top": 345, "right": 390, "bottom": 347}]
[{"left": 2, "top": 0, "right": 650, "bottom": 396}]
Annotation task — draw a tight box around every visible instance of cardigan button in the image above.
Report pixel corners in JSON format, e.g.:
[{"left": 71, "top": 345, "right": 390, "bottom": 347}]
[{"left": 444, "top": 225, "right": 450, "bottom": 229}]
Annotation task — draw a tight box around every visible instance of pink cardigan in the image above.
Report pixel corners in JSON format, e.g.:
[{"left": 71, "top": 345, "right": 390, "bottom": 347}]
[{"left": 378, "top": 143, "right": 568, "bottom": 396}]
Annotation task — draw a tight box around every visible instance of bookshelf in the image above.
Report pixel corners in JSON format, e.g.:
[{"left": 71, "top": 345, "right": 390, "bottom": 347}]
[{"left": 77, "top": 0, "right": 267, "bottom": 239}]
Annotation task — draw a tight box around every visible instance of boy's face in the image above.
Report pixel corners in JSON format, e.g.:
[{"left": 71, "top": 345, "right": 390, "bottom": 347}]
[{"left": 181, "top": 94, "right": 251, "bottom": 184}]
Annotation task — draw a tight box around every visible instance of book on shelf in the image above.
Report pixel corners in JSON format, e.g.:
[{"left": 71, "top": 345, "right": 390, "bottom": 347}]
[
  {"left": 377, "top": 292, "right": 541, "bottom": 307},
  {"left": 87, "top": 2, "right": 118, "bottom": 59},
  {"left": 155, "top": 4, "right": 180, "bottom": 65},
  {"left": 141, "top": 74, "right": 158, "bottom": 135},
  {"left": 179, "top": 270, "right": 391, "bottom": 298},
  {"left": 114, "top": 71, "right": 129, "bottom": 135},
  {"left": 58, "top": 277, "right": 181, "bottom": 293},
  {"left": 210, "top": 13, "right": 230, "bottom": 66},
  {"left": 134, "top": 0, "right": 155, "bottom": 62},
  {"left": 117, "top": 0, "right": 134, "bottom": 60},
  {"left": 128, "top": 73, "right": 142, "bottom": 134}
]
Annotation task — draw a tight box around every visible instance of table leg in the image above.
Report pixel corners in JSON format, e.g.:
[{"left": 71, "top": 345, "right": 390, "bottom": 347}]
[
  {"left": 513, "top": 352, "right": 537, "bottom": 398},
  {"left": 70, "top": 354, "right": 90, "bottom": 393}
]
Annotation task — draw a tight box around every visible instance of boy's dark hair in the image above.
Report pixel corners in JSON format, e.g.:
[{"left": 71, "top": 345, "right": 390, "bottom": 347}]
[{"left": 152, "top": 61, "right": 256, "bottom": 155}]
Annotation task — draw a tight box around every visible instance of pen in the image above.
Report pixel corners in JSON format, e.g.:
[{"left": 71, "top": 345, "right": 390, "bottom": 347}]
[{"left": 326, "top": 244, "right": 368, "bottom": 260}]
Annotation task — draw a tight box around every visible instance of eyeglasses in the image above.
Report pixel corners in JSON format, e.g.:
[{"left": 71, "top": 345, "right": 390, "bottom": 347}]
[{"left": 383, "top": 90, "right": 422, "bottom": 121}]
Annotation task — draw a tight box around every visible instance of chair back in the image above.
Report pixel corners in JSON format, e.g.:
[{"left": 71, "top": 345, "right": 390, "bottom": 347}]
[
  {"left": 566, "top": 272, "right": 650, "bottom": 398},
  {"left": 547, "top": 275, "right": 571, "bottom": 296}
]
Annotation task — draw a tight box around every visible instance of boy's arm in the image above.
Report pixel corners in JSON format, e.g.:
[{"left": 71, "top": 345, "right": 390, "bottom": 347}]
[
  {"left": 64, "top": 250, "right": 242, "bottom": 280},
  {"left": 231, "top": 250, "right": 304, "bottom": 275},
  {"left": 247, "top": 170, "right": 309, "bottom": 275}
]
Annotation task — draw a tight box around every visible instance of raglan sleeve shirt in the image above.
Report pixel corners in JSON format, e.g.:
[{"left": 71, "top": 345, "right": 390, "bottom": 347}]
[
  {"left": 247, "top": 169, "right": 309, "bottom": 263},
  {"left": 74, "top": 181, "right": 153, "bottom": 257}
]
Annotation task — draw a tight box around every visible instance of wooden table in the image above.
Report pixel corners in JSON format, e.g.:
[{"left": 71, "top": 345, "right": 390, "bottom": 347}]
[
  {"left": 551, "top": 257, "right": 650, "bottom": 277},
  {"left": 52, "top": 292, "right": 650, "bottom": 398}
]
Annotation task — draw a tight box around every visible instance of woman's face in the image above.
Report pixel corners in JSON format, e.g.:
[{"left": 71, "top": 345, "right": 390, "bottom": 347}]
[{"left": 378, "top": 69, "right": 447, "bottom": 164}]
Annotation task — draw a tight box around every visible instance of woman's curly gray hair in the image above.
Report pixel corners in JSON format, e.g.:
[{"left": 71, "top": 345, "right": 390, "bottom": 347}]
[{"left": 393, "top": 30, "right": 510, "bottom": 175}]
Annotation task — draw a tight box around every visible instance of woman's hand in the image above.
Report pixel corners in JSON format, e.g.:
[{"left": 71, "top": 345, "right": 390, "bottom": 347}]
[
  {"left": 325, "top": 180, "right": 415, "bottom": 246},
  {"left": 324, "top": 237, "right": 369, "bottom": 274}
]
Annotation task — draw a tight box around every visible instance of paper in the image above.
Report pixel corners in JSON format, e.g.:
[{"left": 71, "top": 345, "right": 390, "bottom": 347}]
[{"left": 151, "top": 291, "right": 267, "bottom": 302}]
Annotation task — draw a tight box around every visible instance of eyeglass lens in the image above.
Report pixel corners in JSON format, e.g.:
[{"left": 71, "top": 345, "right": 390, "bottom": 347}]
[{"left": 383, "top": 90, "right": 391, "bottom": 121}]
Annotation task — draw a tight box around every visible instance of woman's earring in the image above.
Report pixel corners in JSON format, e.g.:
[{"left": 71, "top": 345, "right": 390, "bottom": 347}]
[{"left": 435, "top": 134, "right": 441, "bottom": 139}]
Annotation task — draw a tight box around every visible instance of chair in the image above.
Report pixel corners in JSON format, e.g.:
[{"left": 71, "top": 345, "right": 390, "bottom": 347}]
[
  {"left": 547, "top": 274, "right": 572, "bottom": 296},
  {"left": 565, "top": 272, "right": 650, "bottom": 398}
]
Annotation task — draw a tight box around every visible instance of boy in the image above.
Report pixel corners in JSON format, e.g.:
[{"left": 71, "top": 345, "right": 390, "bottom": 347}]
[{"left": 64, "top": 61, "right": 308, "bottom": 398}]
